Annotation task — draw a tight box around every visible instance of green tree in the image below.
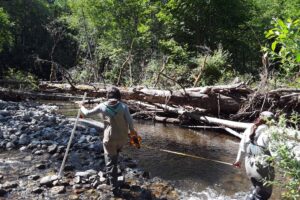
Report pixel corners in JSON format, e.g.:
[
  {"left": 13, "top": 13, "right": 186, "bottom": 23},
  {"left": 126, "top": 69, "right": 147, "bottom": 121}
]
[{"left": 0, "top": 7, "right": 12, "bottom": 52}]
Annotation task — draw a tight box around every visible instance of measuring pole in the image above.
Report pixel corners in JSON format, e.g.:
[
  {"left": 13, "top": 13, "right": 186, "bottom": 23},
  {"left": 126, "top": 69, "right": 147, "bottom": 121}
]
[{"left": 58, "top": 92, "right": 87, "bottom": 178}]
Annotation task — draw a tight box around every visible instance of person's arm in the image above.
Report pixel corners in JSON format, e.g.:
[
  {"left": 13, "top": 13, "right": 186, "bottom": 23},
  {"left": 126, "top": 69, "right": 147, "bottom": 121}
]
[
  {"left": 233, "top": 127, "right": 250, "bottom": 167},
  {"left": 123, "top": 104, "right": 134, "bottom": 132},
  {"left": 80, "top": 103, "right": 105, "bottom": 117}
]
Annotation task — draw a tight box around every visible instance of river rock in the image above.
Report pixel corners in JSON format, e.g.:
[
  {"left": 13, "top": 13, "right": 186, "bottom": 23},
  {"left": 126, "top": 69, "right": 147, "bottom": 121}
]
[
  {"left": 0, "top": 188, "right": 7, "bottom": 196},
  {"left": 50, "top": 186, "right": 66, "bottom": 194},
  {"left": 64, "top": 164, "right": 75, "bottom": 171},
  {"left": 40, "top": 175, "right": 59, "bottom": 186},
  {"left": 78, "top": 135, "right": 87, "bottom": 144},
  {"left": 0, "top": 115, "right": 6, "bottom": 122},
  {"left": 19, "top": 134, "right": 30, "bottom": 145},
  {"left": 19, "top": 146, "right": 27, "bottom": 151},
  {"left": 48, "top": 144, "right": 57, "bottom": 154},
  {"left": 1, "top": 181, "right": 18, "bottom": 189},
  {"left": 36, "top": 163, "right": 47, "bottom": 170},
  {"left": 89, "top": 128, "right": 97, "bottom": 135},
  {"left": 28, "top": 174, "right": 40, "bottom": 180},
  {"left": 75, "top": 169, "right": 97, "bottom": 178},
  {"left": 68, "top": 194, "right": 80, "bottom": 200},
  {"left": 34, "top": 150, "right": 45, "bottom": 155},
  {"left": 32, "top": 187, "right": 43, "bottom": 194},
  {"left": 0, "top": 110, "right": 10, "bottom": 117},
  {"left": 22, "top": 114, "right": 31, "bottom": 122},
  {"left": 74, "top": 176, "right": 81, "bottom": 184},
  {"left": 6, "top": 142, "right": 15, "bottom": 149}
]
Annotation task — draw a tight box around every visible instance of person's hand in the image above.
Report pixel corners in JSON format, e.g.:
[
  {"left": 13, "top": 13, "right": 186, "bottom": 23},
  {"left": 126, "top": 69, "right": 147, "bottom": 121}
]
[
  {"left": 78, "top": 102, "right": 83, "bottom": 107},
  {"left": 233, "top": 161, "right": 241, "bottom": 168}
]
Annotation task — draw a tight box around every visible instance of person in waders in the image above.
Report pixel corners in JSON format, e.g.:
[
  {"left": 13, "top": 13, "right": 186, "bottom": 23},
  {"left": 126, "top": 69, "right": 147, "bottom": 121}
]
[
  {"left": 233, "top": 111, "right": 275, "bottom": 200},
  {"left": 80, "top": 86, "right": 137, "bottom": 196}
]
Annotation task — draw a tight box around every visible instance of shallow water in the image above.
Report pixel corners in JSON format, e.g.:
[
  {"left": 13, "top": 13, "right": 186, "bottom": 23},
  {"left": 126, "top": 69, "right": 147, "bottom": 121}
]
[{"left": 51, "top": 101, "right": 280, "bottom": 200}]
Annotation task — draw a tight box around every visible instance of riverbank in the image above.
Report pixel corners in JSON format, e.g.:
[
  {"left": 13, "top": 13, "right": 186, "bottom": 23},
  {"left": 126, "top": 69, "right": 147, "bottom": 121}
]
[{"left": 0, "top": 100, "right": 179, "bottom": 199}]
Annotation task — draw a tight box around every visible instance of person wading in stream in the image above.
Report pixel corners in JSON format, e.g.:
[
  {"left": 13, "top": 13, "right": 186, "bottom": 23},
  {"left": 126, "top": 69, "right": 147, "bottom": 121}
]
[
  {"left": 233, "top": 111, "right": 275, "bottom": 200},
  {"left": 80, "top": 86, "right": 137, "bottom": 196}
]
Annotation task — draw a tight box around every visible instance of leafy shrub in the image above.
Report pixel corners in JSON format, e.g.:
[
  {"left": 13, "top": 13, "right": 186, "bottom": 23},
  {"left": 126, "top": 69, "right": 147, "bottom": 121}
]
[
  {"left": 192, "top": 46, "right": 231, "bottom": 86},
  {"left": 268, "top": 115, "right": 300, "bottom": 200},
  {"left": 263, "top": 18, "right": 300, "bottom": 78},
  {"left": 4, "top": 68, "right": 38, "bottom": 90}
]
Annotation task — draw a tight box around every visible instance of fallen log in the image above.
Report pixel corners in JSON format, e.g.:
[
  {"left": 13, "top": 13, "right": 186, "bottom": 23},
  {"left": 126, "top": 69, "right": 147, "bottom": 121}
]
[
  {"left": 190, "top": 115, "right": 253, "bottom": 130},
  {"left": 39, "top": 83, "right": 245, "bottom": 114}
]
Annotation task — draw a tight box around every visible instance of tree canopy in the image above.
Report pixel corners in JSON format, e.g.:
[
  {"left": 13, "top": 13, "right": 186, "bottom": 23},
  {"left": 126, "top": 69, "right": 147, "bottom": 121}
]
[{"left": 0, "top": 0, "right": 299, "bottom": 86}]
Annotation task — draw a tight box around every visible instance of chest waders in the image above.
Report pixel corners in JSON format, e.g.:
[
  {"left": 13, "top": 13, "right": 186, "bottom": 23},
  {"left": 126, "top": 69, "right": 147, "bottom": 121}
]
[
  {"left": 245, "top": 142, "right": 275, "bottom": 200},
  {"left": 102, "top": 103, "right": 127, "bottom": 195}
]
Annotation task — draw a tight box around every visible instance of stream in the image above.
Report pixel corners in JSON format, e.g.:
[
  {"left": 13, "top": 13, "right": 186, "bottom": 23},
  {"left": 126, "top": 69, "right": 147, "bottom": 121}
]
[{"left": 55, "top": 101, "right": 253, "bottom": 200}]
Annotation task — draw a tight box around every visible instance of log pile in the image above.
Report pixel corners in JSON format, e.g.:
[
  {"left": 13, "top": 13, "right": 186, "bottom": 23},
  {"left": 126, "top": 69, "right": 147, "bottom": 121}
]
[{"left": 1, "top": 81, "right": 300, "bottom": 139}]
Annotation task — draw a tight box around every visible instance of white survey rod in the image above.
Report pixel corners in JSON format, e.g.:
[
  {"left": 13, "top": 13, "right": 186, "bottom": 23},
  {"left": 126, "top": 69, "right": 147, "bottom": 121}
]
[{"left": 58, "top": 92, "right": 87, "bottom": 178}]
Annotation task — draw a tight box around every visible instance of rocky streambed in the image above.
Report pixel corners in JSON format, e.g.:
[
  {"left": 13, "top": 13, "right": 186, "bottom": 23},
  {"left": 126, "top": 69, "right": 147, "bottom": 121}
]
[{"left": 0, "top": 100, "right": 179, "bottom": 200}]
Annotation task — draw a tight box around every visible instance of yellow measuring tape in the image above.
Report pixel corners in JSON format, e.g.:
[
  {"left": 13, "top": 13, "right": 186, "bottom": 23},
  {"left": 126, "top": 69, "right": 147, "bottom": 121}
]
[{"left": 143, "top": 145, "right": 233, "bottom": 166}]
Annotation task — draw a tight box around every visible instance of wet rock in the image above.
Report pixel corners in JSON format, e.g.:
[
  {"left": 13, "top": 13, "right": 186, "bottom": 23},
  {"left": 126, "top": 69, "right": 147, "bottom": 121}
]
[
  {"left": 50, "top": 186, "right": 66, "bottom": 194},
  {"left": 78, "top": 135, "right": 87, "bottom": 144},
  {"left": 68, "top": 194, "right": 80, "bottom": 200},
  {"left": 72, "top": 184, "right": 82, "bottom": 190},
  {"left": 74, "top": 176, "right": 81, "bottom": 184},
  {"left": 19, "top": 146, "right": 27, "bottom": 152},
  {"left": 40, "top": 175, "right": 59, "bottom": 186},
  {"left": 48, "top": 144, "right": 57, "bottom": 154},
  {"left": 32, "top": 187, "right": 43, "bottom": 194},
  {"left": 0, "top": 188, "right": 7, "bottom": 196},
  {"left": 0, "top": 175, "right": 3, "bottom": 180},
  {"left": 97, "top": 184, "right": 112, "bottom": 191},
  {"left": 23, "top": 155, "right": 32, "bottom": 161},
  {"left": 64, "top": 164, "right": 75, "bottom": 171},
  {"left": 89, "top": 128, "right": 97, "bottom": 135},
  {"left": 22, "top": 114, "right": 31, "bottom": 122},
  {"left": 57, "top": 145, "right": 65, "bottom": 153},
  {"left": 28, "top": 174, "right": 40, "bottom": 180},
  {"left": 9, "top": 134, "right": 18, "bottom": 143},
  {"left": 19, "top": 134, "right": 30, "bottom": 145},
  {"left": 6, "top": 142, "right": 15, "bottom": 149},
  {"left": 99, "top": 177, "right": 107, "bottom": 183},
  {"left": 75, "top": 169, "right": 97, "bottom": 178},
  {"left": 2, "top": 181, "right": 18, "bottom": 189},
  {"left": 73, "top": 188, "right": 85, "bottom": 194},
  {"left": 36, "top": 163, "right": 47, "bottom": 170},
  {"left": 92, "top": 180, "right": 100, "bottom": 188},
  {"left": 0, "top": 110, "right": 10, "bottom": 117},
  {"left": 82, "top": 184, "right": 91, "bottom": 189},
  {"left": 0, "top": 115, "right": 6, "bottom": 122},
  {"left": 34, "top": 150, "right": 45, "bottom": 155}
]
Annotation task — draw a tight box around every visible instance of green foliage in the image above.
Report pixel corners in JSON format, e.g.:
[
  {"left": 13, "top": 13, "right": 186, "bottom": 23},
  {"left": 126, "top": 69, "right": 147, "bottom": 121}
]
[
  {"left": 4, "top": 68, "right": 38, "bottom": 90},
  {"left": 268, "top": 115, "right": 300, "bottom": 200},
  {"left": 192, "top": 46, "right": 231, "bottom": 86},
  {"left": 263, "top": 18, "right": 300, "bottom": 77},
  {"left": 0, "top": 0, "right": 299, "bottom": 86},
  {"left": 0, "top": 7, "right": 12, "bottom": 52}
]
